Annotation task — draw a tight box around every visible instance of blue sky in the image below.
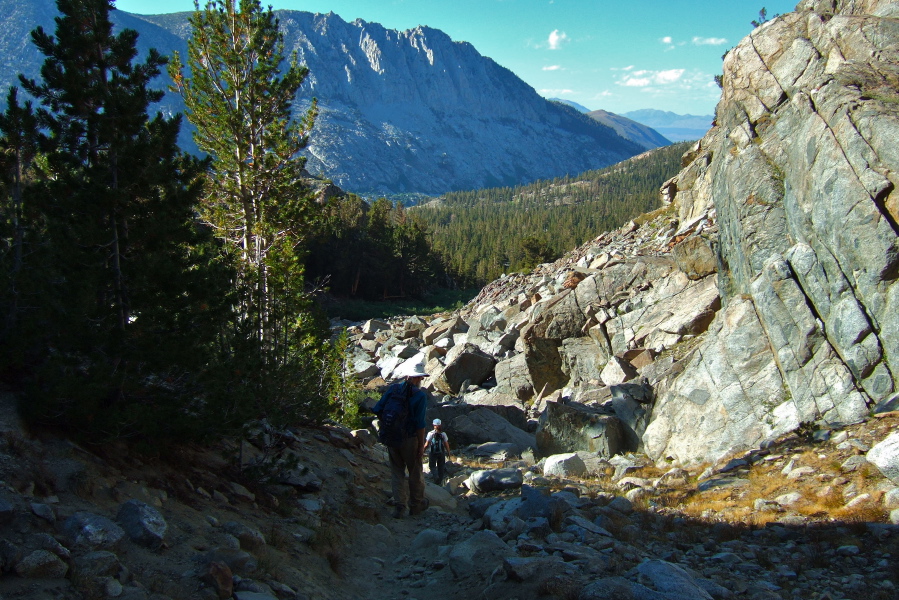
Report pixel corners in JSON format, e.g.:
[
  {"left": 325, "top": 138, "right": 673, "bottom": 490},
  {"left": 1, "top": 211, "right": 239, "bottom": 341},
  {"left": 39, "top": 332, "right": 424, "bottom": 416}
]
[{"left": 115, "top": 0, "right": 798, "bottom": 115}]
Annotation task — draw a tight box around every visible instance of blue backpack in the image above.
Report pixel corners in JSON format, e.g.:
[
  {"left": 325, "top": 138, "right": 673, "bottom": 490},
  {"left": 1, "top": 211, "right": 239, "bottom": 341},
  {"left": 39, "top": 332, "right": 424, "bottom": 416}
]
[{"left": 377, "top": 382, "right": 413, "bottom": 448}]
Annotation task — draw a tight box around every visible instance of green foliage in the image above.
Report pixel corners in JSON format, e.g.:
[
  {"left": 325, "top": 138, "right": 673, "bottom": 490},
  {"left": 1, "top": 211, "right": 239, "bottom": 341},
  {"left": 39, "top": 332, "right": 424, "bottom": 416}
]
[
  {"left": 751, "top": 8, "right": 779, "bottom": 28},
  {"left": 306, "top": 195, "right": 443, "bottom": 301},
  {"left": 202, "top": 300, "right": 338, "bottom": 430},
  {"left": 415, "top": 142, "right": 691, "bottom": 286},
  {"left": 170, "top": 0, "right": 319, "bottom": 352},
  {"left": 169, "top": 0, "right": 354, "bottom": 430},
  {"left": 322, "top": 287, "right": 475, "bottom": 321},
  {"left": 0, "top": 0, "right": 365, "bottom": 445},
  {"left": 519, "top": 234, "right": 557, "bottom": 270},
  {"left": 326, "top": 330, "right": 364, "bottom": 429},
  {"left": 0, "top": 87, "right": 39, "bottom": 341},
  {"left": 0, "top": 0, "right": 230, "bottom": 441}
]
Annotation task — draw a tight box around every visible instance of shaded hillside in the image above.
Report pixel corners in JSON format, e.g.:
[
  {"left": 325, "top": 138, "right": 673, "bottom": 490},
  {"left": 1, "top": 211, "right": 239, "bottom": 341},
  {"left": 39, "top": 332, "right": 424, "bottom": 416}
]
[
  {"left": 548, "top": 97, "right": 592, "bottom": 113},
  {"left": 414, "top": 142, "right": 691, "bottom": 285},
  {"left": 586, "top": 109, "right": 671, "bottom": 150}
]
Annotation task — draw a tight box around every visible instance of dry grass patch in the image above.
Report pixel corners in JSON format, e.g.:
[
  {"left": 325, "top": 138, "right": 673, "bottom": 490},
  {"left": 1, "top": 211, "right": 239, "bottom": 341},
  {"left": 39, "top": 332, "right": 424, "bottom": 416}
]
[
  {"left": 267, "top": 523, "right": 293, "bottom": 550},
  {"left": 833, "top": 501, "right": 887, "bottom": 524},
  {"left": 746, "top": 465, "right": 792, "bottom": 498},
  {"left": 626, "top": 416, "right": 899, "bottom": 528},
  {"left": 310, "top": 519, "right": 347, "bottom": 575},
  {"left": 633, "top": 202, "right": 677, "bottom": 226},
  {"left": 856, "top": 462, "right": 881, "bottom": 481},
  {"left": 629, "top": 464, "right": 667, "bottom": 479},
  {"left": 653, "top": 489, "right": 692, "bottom": 509},
  {"left": 715, "top": 505, "right": 754, "bottom": 523},
  {"left": 818, "top": 489, "right": 845, "bottom": 509},
  {"left": 747, "top": 510, "right": 783, "bottom": 527},
  {"left": 255, "top": 546, "right": 288, "bottom": 579},
  {"left": 680, "top": 489, "right": 737, "bottom": 519}
]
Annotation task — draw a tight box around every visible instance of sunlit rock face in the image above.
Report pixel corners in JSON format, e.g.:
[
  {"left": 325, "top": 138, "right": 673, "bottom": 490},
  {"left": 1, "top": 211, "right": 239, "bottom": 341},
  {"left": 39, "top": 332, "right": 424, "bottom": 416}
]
[
  {"left": 383, "top": 0, "right": 899, "bottom": 467},
  {"left": 644, "top": 0, "right": 899, "bottom": 464},
  {"left": 274, "top": 12, "right": 642, "bottom": 195}
]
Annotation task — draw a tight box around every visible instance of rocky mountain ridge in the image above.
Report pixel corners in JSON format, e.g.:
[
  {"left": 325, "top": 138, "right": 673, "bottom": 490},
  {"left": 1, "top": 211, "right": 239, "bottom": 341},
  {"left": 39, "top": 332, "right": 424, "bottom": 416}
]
[
  {"left": 585, "top": 109, "right": 672, "bottom": 150},
  {"left": 0, "top": 0, "right": 645, "bottom": 196}
]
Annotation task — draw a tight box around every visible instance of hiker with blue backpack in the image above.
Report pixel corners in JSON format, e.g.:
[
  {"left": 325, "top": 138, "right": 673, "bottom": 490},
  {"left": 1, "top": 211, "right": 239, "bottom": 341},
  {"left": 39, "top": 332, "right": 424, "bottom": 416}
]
[
  {"left": 373, "top": 361, "right": 430, "bottom": 518},
  {"left": 424, "top": 418, "right": 451, "bottom": 486}
]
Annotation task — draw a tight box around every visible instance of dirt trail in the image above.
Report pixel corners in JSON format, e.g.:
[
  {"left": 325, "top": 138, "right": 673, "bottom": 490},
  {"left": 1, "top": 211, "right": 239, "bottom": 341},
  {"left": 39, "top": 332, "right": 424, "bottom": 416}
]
[{"left": 340, "top": 509, "right": 463, "bottom": 600}]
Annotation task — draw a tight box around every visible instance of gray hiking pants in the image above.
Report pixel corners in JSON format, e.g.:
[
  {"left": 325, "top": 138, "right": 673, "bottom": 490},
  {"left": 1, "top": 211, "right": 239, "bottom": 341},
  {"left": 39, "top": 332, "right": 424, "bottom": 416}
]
[{"left": 387, "top": 435, "right": 425, "bottom": 510}]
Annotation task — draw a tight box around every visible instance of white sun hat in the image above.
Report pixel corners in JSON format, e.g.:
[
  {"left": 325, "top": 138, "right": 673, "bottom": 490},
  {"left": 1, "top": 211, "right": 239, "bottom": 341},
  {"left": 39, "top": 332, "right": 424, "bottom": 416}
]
[
  {"left": 433, "top": 418, "right": 442, "bottom": 426},
  {"left": 395, "top": 356, "right": 427, "bottom": 379}
]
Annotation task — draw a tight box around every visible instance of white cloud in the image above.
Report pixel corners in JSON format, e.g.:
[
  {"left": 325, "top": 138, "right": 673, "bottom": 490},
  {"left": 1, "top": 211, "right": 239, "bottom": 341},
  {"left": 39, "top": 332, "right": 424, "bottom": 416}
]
[
  {"left": 692, "top": 36, "right": 728, "bottom": 45},
  {"left": 617, "top": 68, "right": 685, "bottom": 87},
  {"left": 610, "top": 65, "right": 634, "bottom": 72},
  {"left": 543, "top": 65, "right": 562, "bottom": 71},
  {"left": 540, "top": 88, "right": 574, "bottom": 95},
  {"left": 613, "top": 69, "right": 723, "bottom": 111},
  {"left": 548, "top": 29, "right": 569, "bottom": 50},
  {"left": 660, "top": 36, "right": 673, "bottom": 44},
  {"left": 593, "top": 90, "right": 613, "bottom": 98},
  {"left": 655, "top": 68, "right": 685, "bottom": 84}
]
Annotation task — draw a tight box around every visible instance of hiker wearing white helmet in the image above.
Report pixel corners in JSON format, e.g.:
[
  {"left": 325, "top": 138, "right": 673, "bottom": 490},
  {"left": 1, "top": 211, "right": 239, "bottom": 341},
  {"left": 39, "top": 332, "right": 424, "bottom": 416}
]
[
  {"left": 423, "top": 417, "right": 451, "bottom": 486},
  {"left": 372, "top": 359, "right": 429, "bottom": 518}
]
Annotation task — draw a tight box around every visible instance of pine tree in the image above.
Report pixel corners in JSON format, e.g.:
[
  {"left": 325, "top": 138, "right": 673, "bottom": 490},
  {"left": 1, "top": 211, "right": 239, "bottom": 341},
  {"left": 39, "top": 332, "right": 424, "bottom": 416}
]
[
  {"left": 10, "top": 0, "right": 220, "bottom": 439},
  {"left": 0, "top": 87, "right": 39, "bottom": 337},
  {"left": 169, "top": 0, "right": 319, "bottom": 354},
  {"left": 170, "top": 0, "right": 340, "bottom": 425}
]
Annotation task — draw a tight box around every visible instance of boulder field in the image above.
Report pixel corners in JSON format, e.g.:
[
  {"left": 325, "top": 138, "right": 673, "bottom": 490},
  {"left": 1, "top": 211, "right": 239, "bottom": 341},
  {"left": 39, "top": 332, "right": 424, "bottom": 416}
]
[{"left": 347, "top": 0, "right": 899, "bottom": 469}]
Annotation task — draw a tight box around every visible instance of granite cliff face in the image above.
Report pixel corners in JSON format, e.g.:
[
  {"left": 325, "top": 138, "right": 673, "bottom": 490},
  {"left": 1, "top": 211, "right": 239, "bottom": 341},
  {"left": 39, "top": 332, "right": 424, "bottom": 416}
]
[
  {"left": 265, "top": 12, "right": 643, "bottom": 195},
  {"left": 646, "top": 0, "right": 899, "bottom": 464},
  {"left": 346, "top": 0, "right": 899, "bottom": 469},
  {"left": 0, "top": 0, "right": 643, "bottom": 196}
]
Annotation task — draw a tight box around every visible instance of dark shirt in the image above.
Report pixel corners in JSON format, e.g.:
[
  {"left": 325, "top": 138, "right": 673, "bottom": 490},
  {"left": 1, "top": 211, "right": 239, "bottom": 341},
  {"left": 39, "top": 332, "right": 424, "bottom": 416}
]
[{"left": 373, "top": 380, "right": 428, "bottom": 434}]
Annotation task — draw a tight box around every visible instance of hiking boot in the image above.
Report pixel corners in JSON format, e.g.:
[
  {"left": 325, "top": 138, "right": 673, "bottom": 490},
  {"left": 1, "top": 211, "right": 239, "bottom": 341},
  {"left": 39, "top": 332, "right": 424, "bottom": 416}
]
[
  {"left": 410, "top": 497, "right": 430, "bottom": 516},
  {"left": 391, "top": 505, "right": 407, "bottom": 519}
]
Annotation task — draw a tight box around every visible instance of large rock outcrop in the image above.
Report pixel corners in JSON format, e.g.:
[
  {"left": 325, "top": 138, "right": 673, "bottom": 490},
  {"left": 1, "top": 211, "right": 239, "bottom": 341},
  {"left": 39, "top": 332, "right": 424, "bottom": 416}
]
[
  {"left": 343, "top": 0, "right": 898, "bottom": 467},
  {"left": 646, "top": 0, "right": 899, "bottom": 464}
]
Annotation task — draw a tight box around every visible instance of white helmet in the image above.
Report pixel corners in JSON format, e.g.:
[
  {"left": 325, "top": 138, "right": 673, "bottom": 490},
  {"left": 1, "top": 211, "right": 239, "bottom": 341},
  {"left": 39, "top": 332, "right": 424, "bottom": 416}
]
[{"left": 433, "top": 418, "right": 442, "bottom": 426}]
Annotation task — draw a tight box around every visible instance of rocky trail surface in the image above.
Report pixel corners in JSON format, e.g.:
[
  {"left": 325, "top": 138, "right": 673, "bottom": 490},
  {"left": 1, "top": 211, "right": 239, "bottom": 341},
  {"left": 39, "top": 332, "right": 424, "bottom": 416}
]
[{"left": 1, "top": 384, "right": 898, "bottom": 600}]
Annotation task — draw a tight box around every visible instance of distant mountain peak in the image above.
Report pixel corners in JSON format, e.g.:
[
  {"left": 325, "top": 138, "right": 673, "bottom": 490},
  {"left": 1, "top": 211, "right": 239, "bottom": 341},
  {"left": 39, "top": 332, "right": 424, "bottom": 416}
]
[
  {"left": 585, "top": 109, "right": 670, "bottom": 150},
  {"left": 1, "top": 2, "right": 643, "bottom": 195},
  {"left": 622, "top": 109, "right": 714, "bottom": 143}
]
